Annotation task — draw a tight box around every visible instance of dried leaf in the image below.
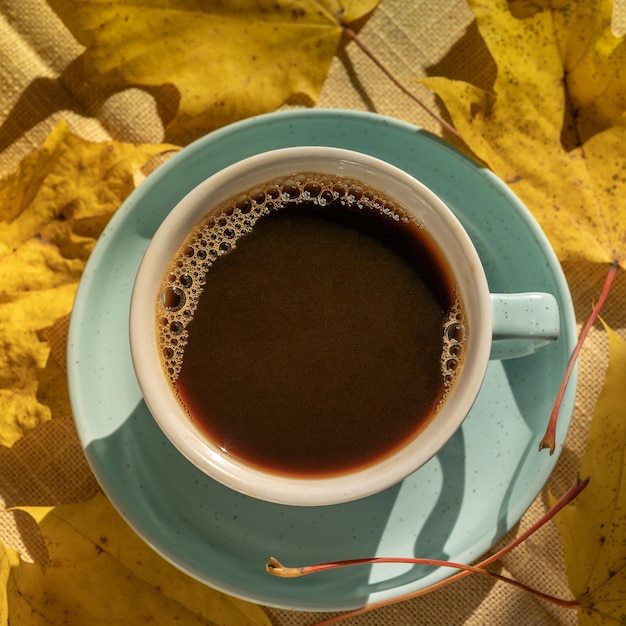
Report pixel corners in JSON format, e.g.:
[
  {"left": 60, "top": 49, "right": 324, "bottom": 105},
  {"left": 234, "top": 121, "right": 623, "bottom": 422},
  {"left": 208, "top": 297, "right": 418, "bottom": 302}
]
[
  {"left": 0, "top": 120, "right": 177, "bottom": 446},
  {"left": 549, "top": 325, "right": 626, "bottom": 624},
  {"left": 44, "top": 0, "right": 380, "bottom": 141},
  {"left": 8, "top": 494, "right": 271, "bottom": 626},
  {"left": 422, "top": 0, "right": 626, "bottom": 268}
]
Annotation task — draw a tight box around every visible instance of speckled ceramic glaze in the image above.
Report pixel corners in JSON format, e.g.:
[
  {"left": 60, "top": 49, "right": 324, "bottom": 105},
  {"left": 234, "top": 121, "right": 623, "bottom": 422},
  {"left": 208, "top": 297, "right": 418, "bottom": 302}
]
[{"left": 68, "top": 110, "right": 577, "bottom": 611}]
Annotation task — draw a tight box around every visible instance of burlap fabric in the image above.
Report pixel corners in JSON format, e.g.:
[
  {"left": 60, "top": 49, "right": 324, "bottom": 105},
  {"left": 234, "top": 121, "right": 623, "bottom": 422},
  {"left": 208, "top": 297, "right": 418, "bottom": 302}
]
[{"left": 1, "top": 1, "right": 625, "bottom": 624}]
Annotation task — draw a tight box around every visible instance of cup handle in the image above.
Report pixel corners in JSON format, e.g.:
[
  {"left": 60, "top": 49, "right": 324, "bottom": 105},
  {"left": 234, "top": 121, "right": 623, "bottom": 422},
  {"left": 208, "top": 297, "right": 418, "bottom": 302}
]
[{"left": 490, "top": 293, "right": 560, "bottom": 360}]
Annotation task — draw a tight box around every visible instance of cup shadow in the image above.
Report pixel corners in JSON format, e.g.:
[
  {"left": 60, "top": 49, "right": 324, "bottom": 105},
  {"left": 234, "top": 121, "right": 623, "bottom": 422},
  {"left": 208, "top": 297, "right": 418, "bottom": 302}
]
[
  {"left": 493, "top": 346, "right": 573, "bottom": 538},
  {"left": 355, "top": 426, "right": 467, "bottom": 594},
  {"left": 86, "top": 398, "right": 405, "bottom": 611},
  {"left": 84, "top": 385, "right": 481, "bottom": 612}
]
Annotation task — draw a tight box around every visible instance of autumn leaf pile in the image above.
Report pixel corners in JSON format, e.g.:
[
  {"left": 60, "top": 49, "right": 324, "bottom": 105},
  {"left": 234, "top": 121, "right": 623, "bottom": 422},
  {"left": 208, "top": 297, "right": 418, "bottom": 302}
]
[
  {"left": 0, "top": 122, "right": 176, "bottom": 446},
  {"left": 0, "top": 0, "right": 624, "bottom": 624}
]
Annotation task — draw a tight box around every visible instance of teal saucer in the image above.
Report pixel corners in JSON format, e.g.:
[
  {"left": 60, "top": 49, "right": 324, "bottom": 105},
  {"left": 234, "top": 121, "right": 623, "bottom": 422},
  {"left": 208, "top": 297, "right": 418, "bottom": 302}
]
[{"left": 68, "top": 110, "right": 577, "bottom": 611}]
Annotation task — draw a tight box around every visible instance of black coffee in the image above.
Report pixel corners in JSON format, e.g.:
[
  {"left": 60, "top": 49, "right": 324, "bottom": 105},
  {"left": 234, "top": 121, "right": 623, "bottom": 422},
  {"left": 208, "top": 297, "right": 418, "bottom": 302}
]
[{"left": 157, "top": 173, "right": 465, "bottom": 478}]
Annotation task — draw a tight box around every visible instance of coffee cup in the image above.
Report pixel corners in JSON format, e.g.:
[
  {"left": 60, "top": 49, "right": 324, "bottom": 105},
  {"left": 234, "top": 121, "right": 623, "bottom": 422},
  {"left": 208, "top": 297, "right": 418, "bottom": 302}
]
[{"left": 129, "top": 147, "right": 560, "bottom": 506}]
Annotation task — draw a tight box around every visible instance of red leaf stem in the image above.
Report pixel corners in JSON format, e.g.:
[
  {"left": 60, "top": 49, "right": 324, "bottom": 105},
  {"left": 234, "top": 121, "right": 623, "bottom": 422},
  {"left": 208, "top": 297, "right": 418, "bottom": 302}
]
[
  {"left": 342, "top": 27, "right": 463, "bottom": 140},
  {"left": 268, "top": 476, "right": 588, "bottom": 626},
  {"left": 540, "top": 260, "right": 619, "bottom": 453},
  {"left": 267, "top": 555, "right": 578, "bottom": 607}
]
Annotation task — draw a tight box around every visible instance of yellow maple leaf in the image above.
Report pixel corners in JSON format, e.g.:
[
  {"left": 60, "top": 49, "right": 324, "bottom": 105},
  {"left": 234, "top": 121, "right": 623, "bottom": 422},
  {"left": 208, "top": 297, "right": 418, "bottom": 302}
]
[
  {"left": 0, "top": 541, "right": 18, "bottom": 626},
  {"left": 422, "top": 0, "right": 626, "bottom": 268},
  {"left": 44, "top": 0, "right": 380, "bottom": 142},
  {"left": 8, "top": 494, "right": 271, "bottom": 626},
  {"left": 0, "top": 120, "right": 177, "bottom": 446},
  {"left": 549, "top": 325, "right": 626, "bottom": 624}
]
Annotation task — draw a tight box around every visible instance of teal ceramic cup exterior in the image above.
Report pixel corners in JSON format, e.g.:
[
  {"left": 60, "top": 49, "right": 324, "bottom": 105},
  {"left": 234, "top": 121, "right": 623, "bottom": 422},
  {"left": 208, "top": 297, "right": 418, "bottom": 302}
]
[{"left": 129, "top": 146, "right": 559, "bottom": 507}]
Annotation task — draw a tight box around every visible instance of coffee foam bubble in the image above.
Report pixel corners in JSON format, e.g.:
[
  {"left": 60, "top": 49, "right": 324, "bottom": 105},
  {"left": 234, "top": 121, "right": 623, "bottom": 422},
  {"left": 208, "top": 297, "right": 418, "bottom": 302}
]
[
  {"left": 438, "top": 296, "right": 466, "bottom": 404},
  {"left": 157, "top": 172, "right": 465, "bottom": 402}
]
